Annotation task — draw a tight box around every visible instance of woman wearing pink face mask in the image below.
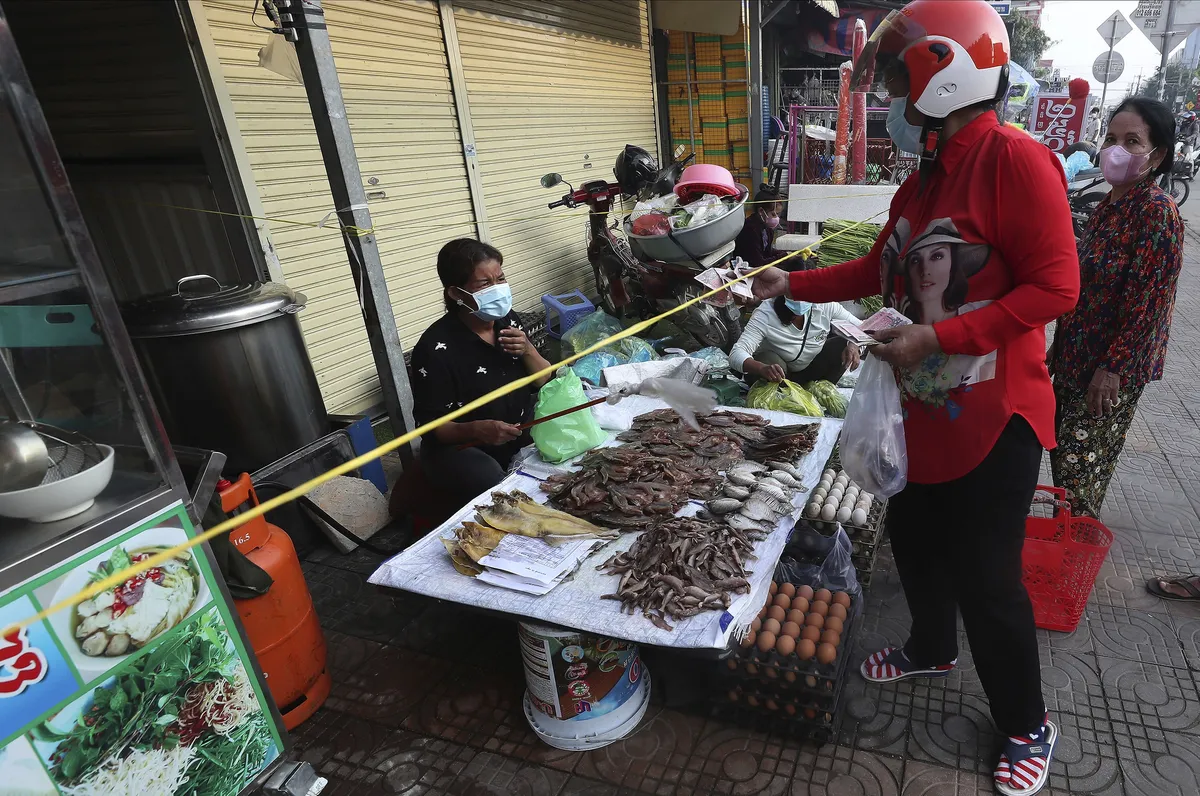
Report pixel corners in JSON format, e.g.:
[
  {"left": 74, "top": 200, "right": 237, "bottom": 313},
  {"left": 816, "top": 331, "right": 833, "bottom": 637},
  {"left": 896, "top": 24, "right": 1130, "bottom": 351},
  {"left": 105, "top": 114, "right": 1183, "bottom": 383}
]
[
  {"left": 734, "top": 184, "right": 787, "bottom": 269},
  {"left": 1050, "top": 97, "right": 1184, "bottom": 523}
]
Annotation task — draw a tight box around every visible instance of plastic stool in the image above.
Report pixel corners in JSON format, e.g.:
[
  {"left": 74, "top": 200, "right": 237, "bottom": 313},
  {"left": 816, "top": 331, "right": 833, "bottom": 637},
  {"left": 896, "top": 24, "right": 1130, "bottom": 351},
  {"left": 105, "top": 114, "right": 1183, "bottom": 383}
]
[{"left": 541, "top": 291, "right": 595, "bottom": 339}]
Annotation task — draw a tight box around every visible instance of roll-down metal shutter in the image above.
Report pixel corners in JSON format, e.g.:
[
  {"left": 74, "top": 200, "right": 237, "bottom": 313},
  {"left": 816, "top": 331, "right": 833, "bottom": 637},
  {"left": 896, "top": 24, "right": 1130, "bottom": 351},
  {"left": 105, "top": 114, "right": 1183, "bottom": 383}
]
[
  {"left": 201, "top": 0, "right": 476, "bottom": 413},
  {"left": 451, "top": 0, "right": 658, "bottom": 310}
]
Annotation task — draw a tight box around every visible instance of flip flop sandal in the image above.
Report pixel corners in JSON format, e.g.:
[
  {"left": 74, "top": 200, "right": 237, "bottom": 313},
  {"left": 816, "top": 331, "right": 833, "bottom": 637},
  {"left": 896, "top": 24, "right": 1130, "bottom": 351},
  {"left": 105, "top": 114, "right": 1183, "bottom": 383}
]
[
  {"left": 860, "top": 646, "right": 956, "bottom": 684},
  {"left": 994, "top": 719, "right": 1057, "bottom": 796},
  {"left": 1146, "top": 575, "right": 1200, "bottom": 602}
]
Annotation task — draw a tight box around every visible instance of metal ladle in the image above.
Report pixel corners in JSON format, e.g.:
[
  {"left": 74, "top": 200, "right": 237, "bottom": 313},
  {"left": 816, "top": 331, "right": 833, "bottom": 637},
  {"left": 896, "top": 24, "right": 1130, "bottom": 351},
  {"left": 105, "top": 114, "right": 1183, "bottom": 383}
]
[{"left": 0, "top": 421, "right": 49, "bottom": 490}]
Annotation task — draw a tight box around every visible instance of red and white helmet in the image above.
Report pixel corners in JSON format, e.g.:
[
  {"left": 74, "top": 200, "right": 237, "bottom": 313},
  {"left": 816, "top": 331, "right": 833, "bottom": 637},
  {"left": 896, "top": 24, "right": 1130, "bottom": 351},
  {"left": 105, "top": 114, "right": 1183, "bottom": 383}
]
[{"left": 852, "top": 0, "right": 1010, "bottom": 119}]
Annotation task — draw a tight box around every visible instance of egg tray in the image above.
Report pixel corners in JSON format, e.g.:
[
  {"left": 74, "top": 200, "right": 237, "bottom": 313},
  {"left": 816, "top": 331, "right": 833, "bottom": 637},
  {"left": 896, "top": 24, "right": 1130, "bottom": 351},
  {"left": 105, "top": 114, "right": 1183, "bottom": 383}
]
[
  {"left": 709, "top": 674, "right": 849, "bottom": 743},
  {"left": 727, "top": 597, "right": 860, "bottom": 684},
  {"left": 813, "top": 449, "right": 889, "bottom": 542},
  {"left": 716, "top": 655, "right": 849, "bottom": 710}
]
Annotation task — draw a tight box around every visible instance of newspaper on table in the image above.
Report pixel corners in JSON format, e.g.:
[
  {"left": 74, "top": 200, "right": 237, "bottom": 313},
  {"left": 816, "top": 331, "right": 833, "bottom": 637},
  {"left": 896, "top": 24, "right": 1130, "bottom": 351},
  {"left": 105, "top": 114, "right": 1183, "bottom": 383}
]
[
  {"left": 474, "top": 534, "right": 605, "bottom": 596},
  {"left": 831, "top": 306, "right": 912, "bottom": 347},
  {"left": 368, "top": 402, "right": 842, "bottom": 650}
]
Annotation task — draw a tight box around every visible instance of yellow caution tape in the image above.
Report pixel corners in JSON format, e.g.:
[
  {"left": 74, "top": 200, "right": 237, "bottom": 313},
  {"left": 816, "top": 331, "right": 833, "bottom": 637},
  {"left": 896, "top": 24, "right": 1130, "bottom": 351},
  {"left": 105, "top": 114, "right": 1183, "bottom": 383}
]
[{"left": 2, "top": 208, "right": 888, "bottom": 636}]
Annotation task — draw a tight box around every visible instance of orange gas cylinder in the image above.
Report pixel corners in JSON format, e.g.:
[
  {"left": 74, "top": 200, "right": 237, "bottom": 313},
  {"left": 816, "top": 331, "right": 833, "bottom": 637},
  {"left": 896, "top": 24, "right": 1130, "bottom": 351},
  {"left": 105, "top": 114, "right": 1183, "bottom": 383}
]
[{"left": 220, "top": 474, "right": 331, "bottom": 730}]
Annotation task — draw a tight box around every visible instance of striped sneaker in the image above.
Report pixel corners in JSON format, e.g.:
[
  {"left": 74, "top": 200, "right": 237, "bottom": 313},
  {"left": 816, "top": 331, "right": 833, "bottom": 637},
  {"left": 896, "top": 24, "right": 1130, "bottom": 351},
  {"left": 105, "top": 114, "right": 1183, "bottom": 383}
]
[
  {"left": 860, "top": 646, "right": 956, "bottom": 683},
  {"left": 994, "top": 715, "right": 1057, "bottom": 796}
]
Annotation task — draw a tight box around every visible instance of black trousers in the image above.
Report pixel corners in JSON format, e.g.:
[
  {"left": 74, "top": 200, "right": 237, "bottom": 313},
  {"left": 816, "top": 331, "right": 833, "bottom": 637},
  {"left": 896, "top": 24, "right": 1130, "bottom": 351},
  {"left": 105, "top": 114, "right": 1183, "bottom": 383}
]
[
  {"left": 421, "top": 441, "right": 507, "bottom": 508},
  {"left": 792, "top": 337, "right": 848, "bottom": 384},
  {"left": 886, "top": 415, "right": 1046, "bottom": 736}
]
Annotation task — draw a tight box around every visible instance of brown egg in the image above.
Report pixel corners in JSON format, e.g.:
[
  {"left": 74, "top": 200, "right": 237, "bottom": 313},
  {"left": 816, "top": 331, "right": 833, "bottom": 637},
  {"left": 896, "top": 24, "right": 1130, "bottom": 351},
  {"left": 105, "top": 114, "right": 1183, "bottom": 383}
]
[
  {"left": 797, "top": 584, "right": 815, "bottom": 600},
  {"left": 817, "top": 642, "right": 837, "bottom": 665},
  {"left": 786, "top": 608, "right": 806, "bottom": 626},
  {"left": 745, "top": 662, "right": 759, "bottom": 675},
  {"left": 765, "top": 698, "right": 780, "bottom": 711},
  {"left": 762, "top": 618, "right": 782, "bottom": 636},
  {"left": 783, "top": 702, "right": 797, "bottom": 715},
  {"left": 804, "top": 707, "right": 818, "bottom": 719},
  {"left": 832, "top": 591, "right": 852, "bottom": 608},
  {"left": 746, "top": 694, "right": 760, "bottom": 707},
  {"left": 784, "top": 670, "right": 797, "bottom": 683},
  {"left": 780, "top": 583, "right": 797, "bottom": 598},
  {"left": 757, "top": 631, "right": 777, "bottom": 653},
  {"left": 828, "top": 603, "right": 848, "bottom": 621},
  {"left": 758, "top": 606, "right": 768, "bottom": 620},
  {"left": 776, "top": 635, "right": 796, "bottom": 655},
  {"left": 805, "top": 675, "right": 818, "bottom": 688},
  {"left": 796, "top": 638, "right": 816, "bottom": 660},
  {"left": 728, "top": 689, "right": 740, "bottom": 702},
  {"left": 741, "top": 631, "right": 756, "bottom": 648},
  {"left": 824, "top": 615, "right": 844, "bottom": 634},
  {"left": 773, "top": 593, "right": 792, "bottom": 611},
  {"left": 767, "top": 605, "right": 786, "bottom": 623},
  {"left": 726, "top": 658, "right": 738, "bottom": 670},
  {"left": 804, "top": 613, "right": 825, "bottom": 630},
  {"left": 791, "top": 596, "right": 810, "bottom": 615},
  {"left": 751, "top": 618, "right": 762, "bottom": 633},
  {"left": 764, "top": 665, "right": 778, "bottom": 679},
  {"left": 814, "top": 588, "right": 832, "bottom": 604},
  {"left": 770, "top": 581, "right": 779, "bottom": 595},
  {"left": 800, "top": 624, "right": 821, "bottom": 642},
  {"left": 781, "top": 621, "right": 802, "bottom": 639},
  {"left": 810, "top": 600, "right": 829, "bottom": 617},
  {"left": 820, "top": 629, "right": 841, "bottom": 646}
]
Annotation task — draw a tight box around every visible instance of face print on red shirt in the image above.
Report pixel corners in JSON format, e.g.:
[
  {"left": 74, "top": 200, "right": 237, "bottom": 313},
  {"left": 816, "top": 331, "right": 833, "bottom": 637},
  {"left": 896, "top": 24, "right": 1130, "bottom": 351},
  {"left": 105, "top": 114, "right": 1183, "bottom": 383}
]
[{"left": 881, "top": 217, "right": 998, "bottom": 419}]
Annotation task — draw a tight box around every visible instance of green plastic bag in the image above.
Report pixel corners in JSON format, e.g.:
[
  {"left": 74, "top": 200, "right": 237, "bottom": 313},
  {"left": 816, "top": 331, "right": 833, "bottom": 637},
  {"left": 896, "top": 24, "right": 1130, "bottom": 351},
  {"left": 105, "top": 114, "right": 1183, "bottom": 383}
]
[
  {"left": 746, "top": 379, "right": 824, "bottom": 417},
  {"left": 530, "top": 368, "right": 608, "bottom": 463}
]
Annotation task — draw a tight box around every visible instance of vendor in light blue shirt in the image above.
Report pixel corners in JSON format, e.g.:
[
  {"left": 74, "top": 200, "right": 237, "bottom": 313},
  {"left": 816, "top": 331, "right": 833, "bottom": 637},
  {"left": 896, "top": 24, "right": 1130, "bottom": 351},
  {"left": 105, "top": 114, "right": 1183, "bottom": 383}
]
[{"left": 730, "top": 296, "right": 861, "bottom": 384}]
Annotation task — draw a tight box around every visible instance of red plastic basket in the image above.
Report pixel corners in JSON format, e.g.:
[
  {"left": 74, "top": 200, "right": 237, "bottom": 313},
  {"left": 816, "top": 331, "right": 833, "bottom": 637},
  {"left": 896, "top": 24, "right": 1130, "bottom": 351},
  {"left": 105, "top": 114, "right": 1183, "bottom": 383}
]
[{"left": 1021, "top": 486, "right": 1114, "bottom": 633}]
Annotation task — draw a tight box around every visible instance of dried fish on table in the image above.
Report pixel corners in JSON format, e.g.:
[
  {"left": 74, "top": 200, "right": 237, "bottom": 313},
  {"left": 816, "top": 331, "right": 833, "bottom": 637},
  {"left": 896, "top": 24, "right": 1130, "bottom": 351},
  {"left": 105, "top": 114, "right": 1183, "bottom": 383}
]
[
  {"left": 443, "top": 491, "right": 616, "bottom": 575},
  {"left": 597, "top": 516, "right": 754, "bottom": 629}
]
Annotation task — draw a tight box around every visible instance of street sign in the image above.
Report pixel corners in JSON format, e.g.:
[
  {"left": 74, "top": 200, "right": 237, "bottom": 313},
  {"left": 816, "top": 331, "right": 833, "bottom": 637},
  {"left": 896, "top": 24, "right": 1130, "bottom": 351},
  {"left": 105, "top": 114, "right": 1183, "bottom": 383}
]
[
  {"left": 1096, "top": 10, "right": 1133, "bottom": 46},
  {"left": 988, "top": 1, "right": 1011, "bottom": 14},
  {"left": 1092, "top": 51, "right": 1126, "bottom": 83}
]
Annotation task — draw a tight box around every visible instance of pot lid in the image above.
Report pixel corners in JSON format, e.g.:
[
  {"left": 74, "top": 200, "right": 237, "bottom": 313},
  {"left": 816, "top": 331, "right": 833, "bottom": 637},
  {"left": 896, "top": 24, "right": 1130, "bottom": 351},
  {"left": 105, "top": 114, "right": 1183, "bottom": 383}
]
[{"left": 122, "top": 275, "right": 306, "bottom": 337}]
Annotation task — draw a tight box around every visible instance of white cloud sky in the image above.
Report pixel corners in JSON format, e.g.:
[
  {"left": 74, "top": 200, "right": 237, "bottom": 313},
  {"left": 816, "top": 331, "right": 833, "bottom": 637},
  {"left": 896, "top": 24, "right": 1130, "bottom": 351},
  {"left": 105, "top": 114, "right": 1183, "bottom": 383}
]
[{"left": 1040, "top": 0, "right": 1180, "bottom": 104}]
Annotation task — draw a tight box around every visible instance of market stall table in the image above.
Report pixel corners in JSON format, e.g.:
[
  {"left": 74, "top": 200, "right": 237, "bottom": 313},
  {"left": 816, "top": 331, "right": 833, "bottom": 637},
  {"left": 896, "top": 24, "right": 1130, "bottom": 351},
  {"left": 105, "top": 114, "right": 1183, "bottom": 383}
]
[{"left": 369, "top": 402, "right": 841, "bottom": 651}]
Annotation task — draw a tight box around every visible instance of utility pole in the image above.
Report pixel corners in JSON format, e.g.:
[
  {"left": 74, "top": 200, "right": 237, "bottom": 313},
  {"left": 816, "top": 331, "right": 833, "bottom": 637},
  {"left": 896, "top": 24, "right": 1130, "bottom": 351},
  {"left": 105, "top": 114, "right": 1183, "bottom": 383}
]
[
  {"left": 1160, "top": 0, "right": 1178, "bottom": 101},
  {"left": 277, "top": 0, "right": 416, "bottom": 458},
  {"left": 1099, "top": 15, "right": 1118, "bottom": 123}
]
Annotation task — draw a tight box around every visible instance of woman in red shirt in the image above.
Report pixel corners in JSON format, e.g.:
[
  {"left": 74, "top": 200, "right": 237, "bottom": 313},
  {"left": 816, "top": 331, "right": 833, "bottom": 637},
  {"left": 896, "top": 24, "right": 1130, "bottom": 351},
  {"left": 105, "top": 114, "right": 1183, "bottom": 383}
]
[{"left": 754, "top": 4, "right": 1078, "bottom": 794}]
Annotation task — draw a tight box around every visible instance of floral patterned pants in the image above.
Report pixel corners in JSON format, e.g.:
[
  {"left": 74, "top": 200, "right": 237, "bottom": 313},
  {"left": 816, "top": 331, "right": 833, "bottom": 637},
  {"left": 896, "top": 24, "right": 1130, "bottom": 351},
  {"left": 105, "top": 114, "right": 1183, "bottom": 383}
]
[{"left": 1050, "top": 380, "right": 1144, "bottom": 518}]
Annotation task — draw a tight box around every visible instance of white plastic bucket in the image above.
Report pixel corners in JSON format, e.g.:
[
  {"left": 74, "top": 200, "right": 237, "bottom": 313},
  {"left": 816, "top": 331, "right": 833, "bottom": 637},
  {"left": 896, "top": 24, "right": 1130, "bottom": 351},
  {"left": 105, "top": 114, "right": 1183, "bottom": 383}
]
[{"left": 518, "top": 621, "right": 651, "bottom": 750}]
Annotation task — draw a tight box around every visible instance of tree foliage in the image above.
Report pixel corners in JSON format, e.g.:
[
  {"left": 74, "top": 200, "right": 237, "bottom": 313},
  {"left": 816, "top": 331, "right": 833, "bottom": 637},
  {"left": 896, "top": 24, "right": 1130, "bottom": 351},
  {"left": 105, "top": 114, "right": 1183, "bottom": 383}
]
[
  {"left": 1005, "top": 14, "right": 1052, "bottom": 70},
  {"left": 1138, "top": 62, "right": 1199, "bottom": 104}
]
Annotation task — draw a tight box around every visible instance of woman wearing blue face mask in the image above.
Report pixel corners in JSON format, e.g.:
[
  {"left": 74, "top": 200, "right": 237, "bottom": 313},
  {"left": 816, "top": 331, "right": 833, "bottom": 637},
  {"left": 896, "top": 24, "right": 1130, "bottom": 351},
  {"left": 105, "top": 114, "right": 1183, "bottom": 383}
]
[
  {"left": 729, "top": 286, "right": 862, "bottom": 385},
  {"left": 410, "top": 238, "right": 553, "bottom": 505}
]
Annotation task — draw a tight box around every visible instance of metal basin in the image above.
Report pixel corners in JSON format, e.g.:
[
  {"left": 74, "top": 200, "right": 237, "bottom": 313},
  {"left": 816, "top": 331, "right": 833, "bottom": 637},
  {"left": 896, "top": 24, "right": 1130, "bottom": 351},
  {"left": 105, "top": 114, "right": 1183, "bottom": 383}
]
[{"left": 625, "top": 187, "right": 748, "bottom": 264}]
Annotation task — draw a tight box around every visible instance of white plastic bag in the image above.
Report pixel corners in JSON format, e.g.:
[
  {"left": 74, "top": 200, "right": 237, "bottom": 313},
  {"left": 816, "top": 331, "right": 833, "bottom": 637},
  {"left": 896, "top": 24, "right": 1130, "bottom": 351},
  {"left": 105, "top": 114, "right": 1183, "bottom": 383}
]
[{"left": 839, "top": 354, "right": 907, "bottom": 497}]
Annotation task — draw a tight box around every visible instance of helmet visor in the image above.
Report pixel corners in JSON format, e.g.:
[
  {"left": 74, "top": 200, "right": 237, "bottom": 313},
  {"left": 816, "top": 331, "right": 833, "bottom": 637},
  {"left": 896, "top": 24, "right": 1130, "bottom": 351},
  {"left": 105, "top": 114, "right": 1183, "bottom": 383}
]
[{"left": 850, "top": 9, "right": 930, "bottom": 95}]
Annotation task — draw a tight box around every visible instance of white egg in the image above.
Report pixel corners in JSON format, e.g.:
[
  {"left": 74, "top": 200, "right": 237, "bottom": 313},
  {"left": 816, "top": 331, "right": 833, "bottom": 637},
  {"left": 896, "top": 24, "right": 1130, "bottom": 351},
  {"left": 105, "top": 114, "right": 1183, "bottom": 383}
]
[
  {"left": 835, "top": 474, "right": 849, "bottom": 485},
  {"left": 806, "top": 502, "right": 823, "bottom": 519},
  {"left": 837, "top": 470, "right": 848, "bottom": 480},
  {"left": 820, "top": 504, "right": 837, "bottom": 521},
  {"left": 836, "top": 507, "right": 852, "bottom": 523},
  {"left": 829, "top": 487, "right": 844, "bottom": 501},
  {"left": 813, "top": 487, "right": 827, "bottom": 500},
  {"left": 824, "top": 469, "right": 837, "bottom": 480},
  {"left": 844, "top": 485, "right": 860, "bottom": 499},
  {"left": 851, "top": 508, "right": 868, "bottom": 526},
  {"left": 856, "top": 499, "right": 871, "bottom": 513},
  {"left": 825, "top": 497, "right": 840, "bottom": 510}
]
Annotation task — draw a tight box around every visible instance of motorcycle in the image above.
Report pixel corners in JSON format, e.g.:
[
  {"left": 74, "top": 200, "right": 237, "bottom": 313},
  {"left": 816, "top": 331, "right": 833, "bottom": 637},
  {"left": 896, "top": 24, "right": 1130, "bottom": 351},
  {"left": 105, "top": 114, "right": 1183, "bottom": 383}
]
[
  {"left": 1175, "top": 136, "right": 1200, "bottom": 181},
  {"left": 541, "top": 152, "right": 742, "bottom": 351}
]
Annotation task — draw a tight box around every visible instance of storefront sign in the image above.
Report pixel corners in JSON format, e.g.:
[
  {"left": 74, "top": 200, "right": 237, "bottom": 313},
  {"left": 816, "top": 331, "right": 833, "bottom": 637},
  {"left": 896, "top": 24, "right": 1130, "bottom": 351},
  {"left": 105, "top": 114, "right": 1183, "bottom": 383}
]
[
  {"left": 0, "top": 503, "right": 282, "bottom": 795},
  {"left": 1030, "top": 94, "right": 1086, "bottom": 153}
]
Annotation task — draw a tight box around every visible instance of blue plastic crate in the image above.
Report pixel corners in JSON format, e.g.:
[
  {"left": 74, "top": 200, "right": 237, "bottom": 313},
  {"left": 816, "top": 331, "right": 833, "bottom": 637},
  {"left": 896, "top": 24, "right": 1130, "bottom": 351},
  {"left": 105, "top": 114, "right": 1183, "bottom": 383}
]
[{"left": 541, "top": 290, "right": 595, "bottom": 339}]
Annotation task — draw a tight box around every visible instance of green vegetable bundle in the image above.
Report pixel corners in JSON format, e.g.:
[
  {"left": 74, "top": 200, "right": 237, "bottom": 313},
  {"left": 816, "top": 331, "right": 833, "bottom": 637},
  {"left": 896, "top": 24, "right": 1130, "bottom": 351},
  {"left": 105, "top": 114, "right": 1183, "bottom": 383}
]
[
  {"left": 805, "top": 380, "right": 847, "bottom": 418},
  {"left": 746, "top": 379, "right": 824, "bottom": 417},
  {"left": 817, "top": 219, "right": 885, "bottom": 316}
]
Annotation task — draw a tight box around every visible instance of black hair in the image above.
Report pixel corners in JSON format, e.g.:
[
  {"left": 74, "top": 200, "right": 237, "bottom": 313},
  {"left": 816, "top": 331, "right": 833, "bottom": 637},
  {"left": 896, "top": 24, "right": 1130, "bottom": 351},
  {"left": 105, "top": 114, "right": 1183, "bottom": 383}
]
[
  {"left": 1111, "top": 96, "right": 1176, "bottom": 176},
  {"left": 436, "top": 238, "right": 503, "bottom": 311},
  {"left": 754, "top": 183, "right": 783, "bottom": 206},
  {"left": 771, "top": 295, "right": 795, "bottom": 325}
]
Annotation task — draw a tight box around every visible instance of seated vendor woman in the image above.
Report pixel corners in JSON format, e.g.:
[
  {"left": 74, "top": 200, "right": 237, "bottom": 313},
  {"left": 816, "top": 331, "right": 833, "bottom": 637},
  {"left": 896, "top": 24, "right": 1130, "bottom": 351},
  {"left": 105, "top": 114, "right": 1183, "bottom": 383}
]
[
  {"left": 730, "top": 295, "right": 861, "bottom": 384},
  {"left": 410, "top": 239, "right": 552, "bottom": 506},
  {"left": 733, "top": 185, "right": 786, "bottom": 268}
]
